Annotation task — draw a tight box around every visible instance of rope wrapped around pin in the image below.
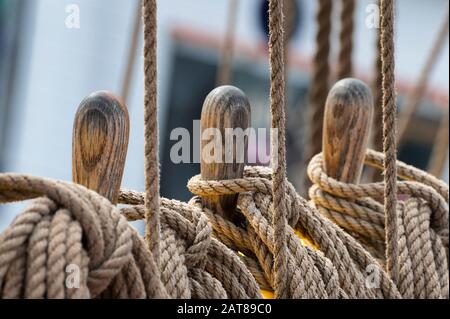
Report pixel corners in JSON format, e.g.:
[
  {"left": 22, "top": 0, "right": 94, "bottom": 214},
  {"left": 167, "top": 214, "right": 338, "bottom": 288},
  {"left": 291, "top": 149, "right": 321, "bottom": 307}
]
[
  {"left": 118, "top": 191, "right": 262, "bottom": 299},
  {"left": 0, "top": 90, "right": 262, "bottom": 299},
  {"left": 0, "top": 174, "right": 167, "bottom": 299},
  {"left": 309, "top": 151, "right": 449, "bottom": 298},
  {"left": 184, "top": 1, "right": 400, "bottom": 299},
  {"left": 187, "top": 164, "right": 403, "bottom": 299},
  {"left": 307, "top": 78, "right": 449, "bottom": 299}
]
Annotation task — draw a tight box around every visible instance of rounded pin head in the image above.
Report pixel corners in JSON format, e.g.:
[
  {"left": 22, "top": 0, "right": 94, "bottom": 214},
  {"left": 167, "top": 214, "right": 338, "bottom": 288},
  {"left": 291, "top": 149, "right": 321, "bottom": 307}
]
[
  {"left": 200, "top": 85, "right": 251, "bottom": 223},
  {"left": 72, "top": 91, "right": 130, "bottom": 203},
  {"left": 323, "top": 78, "right": 374, "bottom": 183}
]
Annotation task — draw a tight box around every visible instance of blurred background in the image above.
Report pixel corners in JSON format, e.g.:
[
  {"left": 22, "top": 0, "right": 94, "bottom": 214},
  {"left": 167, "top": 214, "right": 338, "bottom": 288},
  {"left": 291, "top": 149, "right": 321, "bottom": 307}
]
[{"left": 0, "top": 0, "right": 448, "bottom": 231}]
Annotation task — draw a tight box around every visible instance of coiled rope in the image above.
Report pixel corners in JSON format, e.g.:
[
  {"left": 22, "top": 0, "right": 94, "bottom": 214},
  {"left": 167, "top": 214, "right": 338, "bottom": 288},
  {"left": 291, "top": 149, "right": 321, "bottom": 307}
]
[
  {"left": 0, "top": 0, "right": 448, "bottom": 301},
  {"left": 0, "top": 174, "right": 261, "bottom": 299},
  {"left": 308, "top": 150, "right": 449, "bottom": 298},
  {"left": 0, "top": 0, "right": 262, "bottom": 299}
]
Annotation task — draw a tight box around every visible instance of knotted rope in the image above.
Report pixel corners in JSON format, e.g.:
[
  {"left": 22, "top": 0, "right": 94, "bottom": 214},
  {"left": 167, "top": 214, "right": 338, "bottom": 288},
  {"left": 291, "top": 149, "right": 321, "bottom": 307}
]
[
  {"left": 0, "top": 174, "right": 262, "bottom": 299},
  {"left": 188, "top": 166, "right": 402, "bottom": 299},
  {"left": 308, "top": 149, "right": 449, "bottom": 298},
  {"left": 0, "top": 175, "right": 167, "bottom": 299},
  {"left": 187, "top": 0, "right": 399, "bottom": 299}
]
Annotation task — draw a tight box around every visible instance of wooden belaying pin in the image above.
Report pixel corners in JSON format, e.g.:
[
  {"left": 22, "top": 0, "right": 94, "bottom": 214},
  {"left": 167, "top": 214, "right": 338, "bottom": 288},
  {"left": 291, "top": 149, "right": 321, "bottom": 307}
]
[
  {"left": 322, "top": 78, "right": 373, "bottom": 183},
  {"left": 200, "top": 86, "right": 251, "bottom": 224},
  {"left": 72, "top": 91, "right": 130, "bottom": 203}
]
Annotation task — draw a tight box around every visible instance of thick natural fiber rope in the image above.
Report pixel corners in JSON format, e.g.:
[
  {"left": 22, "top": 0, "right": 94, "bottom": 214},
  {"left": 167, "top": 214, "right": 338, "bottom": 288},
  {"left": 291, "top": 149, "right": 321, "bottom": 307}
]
[
  {"left": 143, "top": 0, "right": 161, "bottom": 266},
  {"left": 336, "top": 0, "right": 355, "bottom": 80},
  {"left": 188, "top": 166, "right": 402, "bottom": 299},
  {"left": 0, "top": 174, "right": 262, "bottom": 299},
  {"left": 428, "top": 109, "right": 449, "bottom": 178},
  {"left": 397, "top": 5, "right": 449, "bottom": 145},
  {"left": 302, "top": 0, "right": 332, "bottom": 195},
  {"left": 380, "top": 0, "right": 399, "bottom": 284},
  {"left": 268, "top": 0, "right": 289, "bottom": 298},
  {"left": 308, "top": 150, "right": 449, "bottom": 298},
  {"left": 0, "top": 175, "right": 168, "bottom": 299}
]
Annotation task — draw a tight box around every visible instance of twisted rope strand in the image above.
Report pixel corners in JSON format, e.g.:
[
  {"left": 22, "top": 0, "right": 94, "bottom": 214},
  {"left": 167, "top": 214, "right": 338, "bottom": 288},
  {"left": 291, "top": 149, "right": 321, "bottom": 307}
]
[
  {"left": 380, "top": 0, "right": 399, "bottom": 285},
  {"left": 302, "top": 0, "right": 332, "bottom": 195},
  {"left": 336, "top": 0, "right": 355, "bottom": 79},
  {"left": 268, "top": 0, "right": 289, "bottom": 299},
  {"left": 142, "top": 0, "right": 161, "bottom": 266},
  {"left": 308, "top": 151, "right": 449, "bottom": 298}
]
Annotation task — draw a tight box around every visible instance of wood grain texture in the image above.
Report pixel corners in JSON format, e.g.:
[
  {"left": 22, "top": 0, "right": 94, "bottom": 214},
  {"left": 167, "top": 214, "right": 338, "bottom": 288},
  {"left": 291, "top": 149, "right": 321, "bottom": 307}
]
[
  {"left": 323, "top": 78, "right": 373, "bottom": 183},
  {"left": 72, "top": 91, "right": 130, "bottom": 203},
  {"left": 201, "top": 86, "right": 251, "bottom": 224}
]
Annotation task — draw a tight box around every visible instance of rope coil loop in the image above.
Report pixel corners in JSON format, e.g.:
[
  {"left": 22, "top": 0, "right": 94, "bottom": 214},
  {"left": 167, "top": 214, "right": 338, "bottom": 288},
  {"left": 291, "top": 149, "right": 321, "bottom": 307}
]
[
  {"left": 188, "top": 166, "right": 403, "bottom": 299},
  {"left": 308, "top": 150, "right": 449, "bottom": 299},
  {"left": 0, "top": 174, "right": 262, "bottom": 299},
  {"left": 0, "top": 174, "right": 167, "bottom": 299}
]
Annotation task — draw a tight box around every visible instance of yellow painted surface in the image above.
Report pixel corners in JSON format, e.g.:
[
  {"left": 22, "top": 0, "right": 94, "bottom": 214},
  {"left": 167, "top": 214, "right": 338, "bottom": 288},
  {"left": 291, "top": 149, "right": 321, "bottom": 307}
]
[{"left": 261, "top": 290, "right": 275, "bottom": 299}]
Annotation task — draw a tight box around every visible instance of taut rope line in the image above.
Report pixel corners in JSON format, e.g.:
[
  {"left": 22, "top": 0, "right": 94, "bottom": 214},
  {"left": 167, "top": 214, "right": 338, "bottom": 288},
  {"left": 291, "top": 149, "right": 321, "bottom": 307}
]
[
  {"left": 268, "top": 0, "right": 289, "bottom": 299},
  {"left": 380, "top": 0, "right": 399, "bottom": 285},
  {"left": 302, "top": 0, "right": 332, "bottom": 195},
  {"left": 143, "top": 0, "right": 161, "bottom": 266},
  {"left": 337, "top": 0, "right": 355, "bottom": 80}
]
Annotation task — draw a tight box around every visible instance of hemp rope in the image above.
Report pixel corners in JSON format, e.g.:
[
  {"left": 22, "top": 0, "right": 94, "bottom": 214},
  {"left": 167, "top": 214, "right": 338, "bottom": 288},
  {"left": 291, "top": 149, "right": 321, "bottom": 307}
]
[
  {"left": 0, "top": 174, "right": 262, "bottom": 299},
  {"left": 336, "top": 0, "right": 355, "bottom": 80},
  {"left": 143, "top": 0, "right": 161, "bottom": 267},
  {"left": 268, "top": 0, "right": 289, "bottom": 299},
  {"left": 302, "top": 0, "right": 332, "bottom": 195},
  {"left": 380, "top": 0, "right": 399, "bottom": 285},
  {"left": 188, "top": 166, "right": 402, "bottom": 299},
  {"left": 308, "top": 150, "right": 449, "bottom": 298},
  {"left": 428, "top": 109, "right": 449, "bottom": 178},
  {"left": 0, "top": 0, "right": 447, "bottom": 301},
  {"left": 397, "top": 5, "right": 449, "bottom": 145}
]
